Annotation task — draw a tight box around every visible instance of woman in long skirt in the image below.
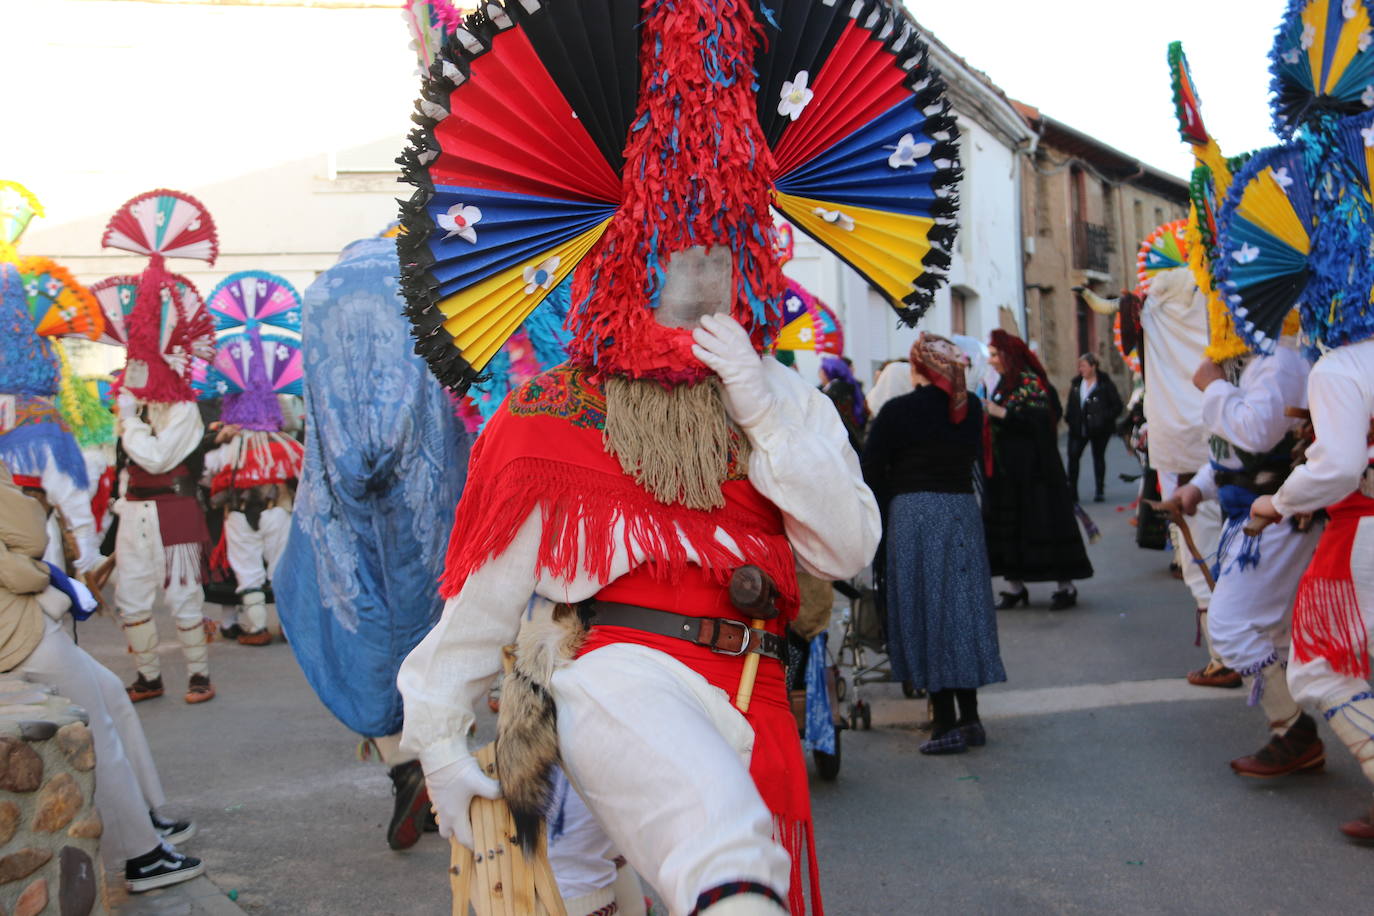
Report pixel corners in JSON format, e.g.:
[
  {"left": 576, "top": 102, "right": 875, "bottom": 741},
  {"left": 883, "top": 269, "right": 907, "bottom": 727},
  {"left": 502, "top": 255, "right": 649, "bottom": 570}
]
[
  {"left": 982, "top": 329, "right": 1093, "bottom": 609},
  {"left": 862, "top": 334, "right": 1007, "bottom": 754}
]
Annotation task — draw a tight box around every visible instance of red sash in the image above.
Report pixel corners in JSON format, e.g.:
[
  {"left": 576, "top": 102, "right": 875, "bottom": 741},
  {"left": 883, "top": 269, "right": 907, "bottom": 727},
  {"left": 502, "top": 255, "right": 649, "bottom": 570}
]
[{"left": 1292, "top": 487, "right": 1374, "bottom": 678}]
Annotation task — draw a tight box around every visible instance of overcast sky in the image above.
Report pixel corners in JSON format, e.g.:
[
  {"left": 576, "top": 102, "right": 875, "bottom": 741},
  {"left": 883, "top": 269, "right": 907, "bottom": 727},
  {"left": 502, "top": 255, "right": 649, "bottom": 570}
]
[{"left": 907, "top": 0, "right": 1290, "bottom": 177}]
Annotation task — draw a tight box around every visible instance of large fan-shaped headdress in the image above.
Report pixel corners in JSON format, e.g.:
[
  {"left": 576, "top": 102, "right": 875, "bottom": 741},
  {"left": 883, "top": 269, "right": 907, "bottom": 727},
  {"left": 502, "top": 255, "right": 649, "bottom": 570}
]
[
  {"left": 201, "top": 271, "right": 303, "bottom": 431},
  {"left": 776, "top": 278, "right": 845, "bottom": 356},
  {"left": 101, "top": 190, "right": 218, "bottom": 402},
  {"left": 0, "top": 181, "right": 43, "bottom": 256},
  {"left": 398, "top": 0, "right": 961, "bottom": 392},
  {"left": 1209, "top": 0, "right": 1374, "bottom": 355},
  {"left": 0, "top": 182, "right": 104, "bottom": 395}
]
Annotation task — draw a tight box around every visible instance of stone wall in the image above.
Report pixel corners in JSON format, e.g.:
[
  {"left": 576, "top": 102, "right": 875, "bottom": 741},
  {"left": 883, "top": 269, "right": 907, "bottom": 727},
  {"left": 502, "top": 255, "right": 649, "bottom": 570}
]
[{"left": 0, "top": 675, "right": 105, "bottom": 916}]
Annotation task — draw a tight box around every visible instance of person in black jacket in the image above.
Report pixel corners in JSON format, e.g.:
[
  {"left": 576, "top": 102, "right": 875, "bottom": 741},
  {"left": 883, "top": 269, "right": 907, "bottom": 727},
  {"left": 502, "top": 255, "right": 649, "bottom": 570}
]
[{"left": 1064, "top": 354, "right": 1122, "bottom": 503}]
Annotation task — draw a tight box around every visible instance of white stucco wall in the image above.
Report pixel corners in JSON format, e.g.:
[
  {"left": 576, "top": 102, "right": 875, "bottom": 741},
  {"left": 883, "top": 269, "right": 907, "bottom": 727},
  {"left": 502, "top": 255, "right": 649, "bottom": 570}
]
[
  {"left": 11, "top": 0, "right": 417, "bottom": 308},
  {"left": 782, "top": 113, "right": 1024, "bottom": 386}
]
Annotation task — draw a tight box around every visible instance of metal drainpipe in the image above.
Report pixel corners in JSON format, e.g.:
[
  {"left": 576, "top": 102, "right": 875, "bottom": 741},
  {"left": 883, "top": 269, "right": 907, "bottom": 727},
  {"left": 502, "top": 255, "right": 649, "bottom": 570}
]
[{"left": 1015, "top": 130, "right": 1040, "bottom": 338}]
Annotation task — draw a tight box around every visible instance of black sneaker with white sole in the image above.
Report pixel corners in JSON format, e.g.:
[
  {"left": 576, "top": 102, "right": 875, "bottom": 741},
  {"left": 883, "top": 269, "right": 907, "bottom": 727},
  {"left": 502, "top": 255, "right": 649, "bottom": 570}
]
[
  {"left": 125, "top": 844, "right": 205, "bottom": 893},
  {"left": 150, "top": 811, "right": 196, "bottom": 846}
]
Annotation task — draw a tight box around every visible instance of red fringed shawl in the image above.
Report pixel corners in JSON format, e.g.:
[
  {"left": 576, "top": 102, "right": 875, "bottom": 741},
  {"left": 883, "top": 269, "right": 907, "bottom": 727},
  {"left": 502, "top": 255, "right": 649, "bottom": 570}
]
[
  {"left": 441, "top": 366, "right": 798, "bottom": 613},
  {"left": 1292, "top": 487, "right": 1374, "bottom": 678}
]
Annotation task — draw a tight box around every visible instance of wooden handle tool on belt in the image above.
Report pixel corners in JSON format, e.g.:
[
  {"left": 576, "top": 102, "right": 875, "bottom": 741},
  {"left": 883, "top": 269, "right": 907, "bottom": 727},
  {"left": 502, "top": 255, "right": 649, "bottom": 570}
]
[{"left": 729, "top": 566, "right": 779, "bottom": 714}]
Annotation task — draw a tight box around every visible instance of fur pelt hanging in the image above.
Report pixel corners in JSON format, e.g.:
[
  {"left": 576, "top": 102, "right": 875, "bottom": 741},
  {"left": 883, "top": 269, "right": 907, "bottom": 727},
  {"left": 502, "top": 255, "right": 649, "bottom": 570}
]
[{"left": 495, "top": 601, "right": 586, "bottom": 852}]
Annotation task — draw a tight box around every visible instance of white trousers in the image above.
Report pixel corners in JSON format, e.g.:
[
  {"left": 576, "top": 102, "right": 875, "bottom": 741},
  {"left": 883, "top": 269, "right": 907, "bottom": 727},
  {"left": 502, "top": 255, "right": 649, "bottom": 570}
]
[
  {"left": 114, "top": 500, "right": 205, "bottom": 626},
  {"left": 1171, "top": 502, "right": 1222, "bottom": 612},
  {"left": 1208, "top": 519, "right": 1322, "bottom": 673},
  {"left": 225, "top": 507, "right": 290, "bottom": 593},
  {"left": 19, "top": 617, "right": 164, "bottom": 863},
  {"left": 1289, "top": 516, "right": 1374, "bottom": 711},
  {"left": 550, "top": 644, "right": 790, "bottom": 916}
]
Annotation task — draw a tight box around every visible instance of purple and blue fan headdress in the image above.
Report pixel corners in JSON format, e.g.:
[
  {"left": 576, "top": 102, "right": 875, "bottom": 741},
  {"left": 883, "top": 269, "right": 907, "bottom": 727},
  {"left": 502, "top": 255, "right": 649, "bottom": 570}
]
[{"left": 199, "top": 271, "right": 303, "bottom": 431}]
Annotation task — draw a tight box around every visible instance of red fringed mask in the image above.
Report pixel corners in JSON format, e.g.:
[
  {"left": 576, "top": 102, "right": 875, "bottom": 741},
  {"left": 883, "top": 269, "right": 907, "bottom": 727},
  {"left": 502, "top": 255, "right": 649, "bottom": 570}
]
[
  {"left": 565, "top": 0, "right": 785, "bottom": 384},
  {"left": 123, "top": 258, "right": 215, "bottom": 404}
]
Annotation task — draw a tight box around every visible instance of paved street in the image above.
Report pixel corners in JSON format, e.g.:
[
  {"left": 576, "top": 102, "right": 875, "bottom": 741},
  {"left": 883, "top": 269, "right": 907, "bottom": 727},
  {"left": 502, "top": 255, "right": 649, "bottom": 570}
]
[{"left": 91, "top": 440, "right": 1374, "bottom": 915}]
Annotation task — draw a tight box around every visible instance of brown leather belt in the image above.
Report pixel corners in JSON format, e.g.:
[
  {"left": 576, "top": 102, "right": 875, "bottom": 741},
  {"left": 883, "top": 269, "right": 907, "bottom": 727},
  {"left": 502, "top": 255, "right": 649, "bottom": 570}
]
[
  {"left": 127, "top": 479, "right": 198, "bottom": 500},
  {"left": 588, "top": 601, "right": 785, "bottom": 661}
]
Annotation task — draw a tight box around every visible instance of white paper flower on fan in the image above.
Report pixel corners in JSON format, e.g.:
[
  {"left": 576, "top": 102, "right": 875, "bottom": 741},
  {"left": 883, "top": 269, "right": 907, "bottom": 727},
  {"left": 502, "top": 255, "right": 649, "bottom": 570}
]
[
  {"left": 778, "top": 71, "right": 814, "bottom": 121},
  {"left": 1345, "top": 0, "right": 1359, "bottom": 19},
  {"left": 1233, "top": 243, "right": 1260, "bottom": 265},
  {"left": 1363, "top": 84, "right": 1374, "bottom": 109},
  {"left": 523, "top": 256, "right": 560, "bottom": 295},
  {"left": 1301, "top": 23, "right": 1317, "bottom": 50},
  {"left": 1283, "top": 48, "right": 1302, "bottom": 64},
  {"left": 1362, "top": 124, "right": 1374, "bottom": 147},
  {"left": 438, "top": 203, "right": 482, "bottom": 243},
  {"left": 813, "top": 207, "right": 855, "bottom": 231},
  {"left": 1272, "top": 167, "right": 1294, "bottom": 189},
  {"left": 1361, "top": 30, "right": 1373, "bottom": 52},
  {"left": 798, "top": 326, "right": 814, "bottom": 344},
  {"left": 886, "top": 133, "right": 932, "bottom": 169}
]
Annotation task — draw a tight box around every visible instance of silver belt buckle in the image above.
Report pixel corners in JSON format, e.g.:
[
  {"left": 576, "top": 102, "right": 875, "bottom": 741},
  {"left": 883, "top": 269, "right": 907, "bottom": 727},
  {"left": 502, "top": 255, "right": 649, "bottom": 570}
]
[{"left": 711, "top": 618, "right": 751, "bottom": 657}]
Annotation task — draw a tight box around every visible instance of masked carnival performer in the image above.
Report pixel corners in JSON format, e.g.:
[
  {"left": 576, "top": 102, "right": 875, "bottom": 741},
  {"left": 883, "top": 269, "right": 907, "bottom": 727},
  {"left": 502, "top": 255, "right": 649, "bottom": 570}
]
[
  {"left": 1237, "top": 0, "right": 1374, "bottom": 841},
  {"left": 275, "top": 232, "right": 473, "bottom": 851},
  {"left": 1083, "top": 242, "right": 1235, "bottom": 685},
  {"left": 200, "top": 272, "right": 305, "bottom": 646},
  {"left": 0, "top": 182, "right": 107, "bottom": 579},
  {"left": 394, "top": 1, "right": 960, "bottom": 911},
  {"left": 102, "top": 191, "right": 220, "bottom": 704}
]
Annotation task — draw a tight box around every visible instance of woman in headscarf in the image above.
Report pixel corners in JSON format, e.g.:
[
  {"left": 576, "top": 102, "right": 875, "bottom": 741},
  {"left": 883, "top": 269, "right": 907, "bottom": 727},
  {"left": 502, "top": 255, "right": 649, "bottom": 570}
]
[
  {"left": 983, "top": 330, "right": 1093, "bottom": 609},
  {"left": 862, "top": 334, "right": 1006, "bottom": 754},
  {"left": 819, "top": 354, "right": 869, "bottom": 451}
]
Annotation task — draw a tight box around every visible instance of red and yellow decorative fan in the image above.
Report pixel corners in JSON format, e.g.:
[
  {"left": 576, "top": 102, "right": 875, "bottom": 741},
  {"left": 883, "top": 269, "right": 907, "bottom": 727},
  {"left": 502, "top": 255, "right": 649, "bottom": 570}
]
[
  {"left": 398, "top": 0, "right": 960, "bottom": 393},
  {"left": 1136, "top": 220, "right": 1191, "bottom": 289},
  {"left": 16, "top": 256, "right": 104, "bottom": 341}
]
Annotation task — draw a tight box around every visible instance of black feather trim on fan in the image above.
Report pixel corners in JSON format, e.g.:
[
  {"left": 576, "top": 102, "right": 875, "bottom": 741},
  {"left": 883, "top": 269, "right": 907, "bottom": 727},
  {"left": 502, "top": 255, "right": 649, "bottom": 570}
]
[{"left": 395, "top": 4, "right": 518, "bottom": 396}]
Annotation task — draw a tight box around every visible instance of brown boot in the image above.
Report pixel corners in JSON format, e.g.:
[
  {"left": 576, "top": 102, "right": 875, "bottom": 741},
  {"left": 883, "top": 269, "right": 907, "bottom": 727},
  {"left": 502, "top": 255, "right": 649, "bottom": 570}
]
[
  {"left": 126, "top": 674, "right": 164, "bottom": 703},
  {"left": 237, "top": 629, "right": 273, "bottom": 647},
  {"left": 185, "top": 674, "right": 215, "bottom": 705},
  {"left": 1339, "top": 806, "right": 1374, "bottom": 843},
  {"left": 1188, "top": 663, "right": 1242, "bottom": 688},
  {"left": 1231, "top": 712, "right": 1325, "bottom": 778}
]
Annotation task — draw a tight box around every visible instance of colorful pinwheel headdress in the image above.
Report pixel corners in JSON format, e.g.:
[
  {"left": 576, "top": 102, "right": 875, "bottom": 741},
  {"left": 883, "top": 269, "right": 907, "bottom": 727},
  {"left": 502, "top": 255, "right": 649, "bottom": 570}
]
[
  {"left": 101, "top": 190, "right": 218, "bottom": 402},
  {"left": 398, "top": 0, "right": 961, "bottom": 393},
  {"left": 1206, "top": 0, "right": 1374, "bottom": 355},
  {"left": 200, "top": 271, "right": 304, "bottom": 431}
]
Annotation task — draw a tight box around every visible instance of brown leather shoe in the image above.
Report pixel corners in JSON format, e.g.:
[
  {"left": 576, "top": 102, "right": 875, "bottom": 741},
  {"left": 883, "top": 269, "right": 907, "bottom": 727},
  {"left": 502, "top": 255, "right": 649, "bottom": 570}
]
[
  {"left": 1231, "top": 713, "right": 1324, "bottom": 778},
  {"left": 185, "top": 674, "right": 215, "bottom": 704},
  {"left": 126, "top": 674, "right": 164, "bottom": 703},
  {"left": 1188, "top": 664, "right": 1243, "bottom": 688},
  {"left": 1339, "top": 806, "right": 1374, "bottom": 843},
  {"left": 237, "top": 629, "right": 273, "bottom": 647}
]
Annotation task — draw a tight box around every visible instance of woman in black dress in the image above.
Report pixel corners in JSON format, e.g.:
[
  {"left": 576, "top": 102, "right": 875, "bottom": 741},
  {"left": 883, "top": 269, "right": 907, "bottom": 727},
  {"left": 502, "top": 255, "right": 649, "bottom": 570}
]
[
  {"left": 983, "top": 330, "right": 1093, "bottom": 609},
  {"left": 1064, "top": 353, "right": 1122, "bottom": 503},
  {"left": 862, "top": 334, "right": 1006, "bottom": 754}
]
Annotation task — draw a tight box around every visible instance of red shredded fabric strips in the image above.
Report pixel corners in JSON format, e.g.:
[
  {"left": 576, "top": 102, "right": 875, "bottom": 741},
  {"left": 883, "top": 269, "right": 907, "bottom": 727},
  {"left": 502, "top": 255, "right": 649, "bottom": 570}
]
[
  {"left": 1293, "top": 490, "right": 1374, "bottom": 678},
  {"left": 567, "top": 0, "right": 784, "bottom": 382}
]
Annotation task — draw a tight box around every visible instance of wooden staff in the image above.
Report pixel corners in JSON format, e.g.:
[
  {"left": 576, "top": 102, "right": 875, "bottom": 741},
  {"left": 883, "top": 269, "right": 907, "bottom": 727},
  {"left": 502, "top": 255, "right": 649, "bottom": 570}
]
[{"left": 1146, "top": 500, "right": 1215, "bottom": 592}]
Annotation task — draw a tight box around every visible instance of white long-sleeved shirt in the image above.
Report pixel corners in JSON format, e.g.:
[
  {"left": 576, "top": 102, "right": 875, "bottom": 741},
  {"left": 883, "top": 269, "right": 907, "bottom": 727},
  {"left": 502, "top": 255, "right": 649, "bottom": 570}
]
[
  {"left": 1272, "top": 338, "right": 1374, "bottom": 517},
  {"left": 397, "top": 361, "right": 881, "bottom": 774},
  {"left": 1192, "top": 342, "right": 1310, "bottom": 501},
  {"left": 119, "top": 402, "right": 203, "bottom": 477},
  {"left": 38, "top": 454, "right": 99, "bottom": 572}
]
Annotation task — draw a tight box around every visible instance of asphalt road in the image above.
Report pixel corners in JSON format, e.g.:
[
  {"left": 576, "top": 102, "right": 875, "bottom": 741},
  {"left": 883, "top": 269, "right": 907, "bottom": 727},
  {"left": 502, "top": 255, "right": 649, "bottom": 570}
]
[{"left": 86, "top": 439, "right": 1374, "bottom": 914}]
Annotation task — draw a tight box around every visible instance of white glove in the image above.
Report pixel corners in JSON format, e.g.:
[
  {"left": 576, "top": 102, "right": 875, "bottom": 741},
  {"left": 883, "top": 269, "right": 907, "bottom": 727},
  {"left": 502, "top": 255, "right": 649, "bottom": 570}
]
[
  {"left": 116, "top": 392, "right": 138, "bottom": 421},
  {"left": 425, "top": 755, "right": 502, "bottom": 850},
  {"left": 691, "top": 313, "right": 775, "bottom": 427}
]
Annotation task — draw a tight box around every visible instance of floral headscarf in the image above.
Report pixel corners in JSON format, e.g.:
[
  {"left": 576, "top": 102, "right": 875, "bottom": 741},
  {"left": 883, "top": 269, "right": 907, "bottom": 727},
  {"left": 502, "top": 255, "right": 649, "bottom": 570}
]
[{"left": 910, "top": 332, "right": 969, "bottom": 423}]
